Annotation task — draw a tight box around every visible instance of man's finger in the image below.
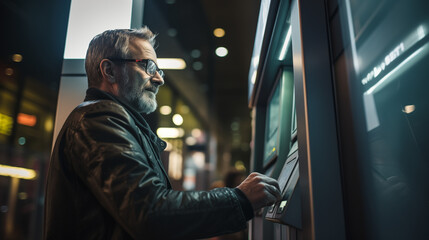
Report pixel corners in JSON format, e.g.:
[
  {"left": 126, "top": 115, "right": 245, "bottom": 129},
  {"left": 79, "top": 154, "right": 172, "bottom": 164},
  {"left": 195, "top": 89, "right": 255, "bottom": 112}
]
[
  {"left": 259, "top": 175, "right": 281, "bottom": 191},
  {"left": 265, "top": 183, "right": 282, "bottom": 201}
]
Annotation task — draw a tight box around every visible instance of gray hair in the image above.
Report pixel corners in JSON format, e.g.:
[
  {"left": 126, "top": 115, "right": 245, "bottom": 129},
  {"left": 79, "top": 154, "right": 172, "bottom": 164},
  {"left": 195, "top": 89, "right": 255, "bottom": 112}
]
[{"left": 85, "top": 27, "right": 157, "bottom": 87}]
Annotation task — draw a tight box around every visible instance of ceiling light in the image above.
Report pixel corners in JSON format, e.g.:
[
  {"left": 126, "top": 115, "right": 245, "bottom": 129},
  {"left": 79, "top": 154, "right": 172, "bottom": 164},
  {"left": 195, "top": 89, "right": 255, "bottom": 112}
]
[
  {"left": 12, "top": 54, "right": 23, "bottom": 62},
  {"left": 185, "top": 136, "right": 197, "bottom": 146},
  {"left": 158, "top": 58, "right": 186, "bottom": 69},
  {"left": 213, "top": 28, "right": 225, "bottom": 38},
  {"left": 215, "top": 47, "right": 228, "bottom": 57},
  {"left": 192, "top": 61, "right": 203, "bottom": 71},
  {"left": 18, "top": 137, "right": 26, "bottom": 145},
  {"left": 191, "top": 49, "right": 201, "bottom": 58},
  {"left": 191, "top": 128, "right": 202, "bottom": 138},
  {"left": 157, "top": 127, "right": 184, "bottom": 138},
  {"left": 0, "top": 164, "right": 37, "bottom": 180},
  {"left": 160, "top": 105, "right": 172, "bottom": 115},
  {"left": 172, "top": 114, "right": 183, "bottom": 126},
  {"left": 5, "top": 68, "right": 13, "bottom": 76}
]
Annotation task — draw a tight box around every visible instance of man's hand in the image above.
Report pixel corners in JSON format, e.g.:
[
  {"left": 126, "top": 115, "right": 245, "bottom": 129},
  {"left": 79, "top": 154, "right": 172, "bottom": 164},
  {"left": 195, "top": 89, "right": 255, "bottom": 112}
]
[{"left": 236, "top": 172, "right": 282, "bottom": 210}]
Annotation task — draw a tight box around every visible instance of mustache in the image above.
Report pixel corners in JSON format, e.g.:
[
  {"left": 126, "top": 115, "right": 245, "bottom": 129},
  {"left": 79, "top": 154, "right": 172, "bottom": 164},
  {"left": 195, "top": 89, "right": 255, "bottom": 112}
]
[{"left": 145, "top": 86, "right": 158, "bottom": 94}]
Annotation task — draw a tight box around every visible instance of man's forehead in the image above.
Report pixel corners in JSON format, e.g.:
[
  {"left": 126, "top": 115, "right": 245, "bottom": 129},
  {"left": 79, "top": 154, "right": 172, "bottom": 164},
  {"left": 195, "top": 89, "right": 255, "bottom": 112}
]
[{"left": 128, "top": 38, "right": 156, "bottom": 58}]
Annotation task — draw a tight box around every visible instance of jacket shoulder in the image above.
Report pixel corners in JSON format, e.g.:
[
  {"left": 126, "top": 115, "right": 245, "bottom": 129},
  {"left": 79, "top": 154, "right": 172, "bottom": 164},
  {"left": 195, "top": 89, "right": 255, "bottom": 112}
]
[
  {"left": 66, "top": 100, "right": 133, "bottom": 127},
  {"left": 76, "top": 100, "right": 128, "bottom": 115}
]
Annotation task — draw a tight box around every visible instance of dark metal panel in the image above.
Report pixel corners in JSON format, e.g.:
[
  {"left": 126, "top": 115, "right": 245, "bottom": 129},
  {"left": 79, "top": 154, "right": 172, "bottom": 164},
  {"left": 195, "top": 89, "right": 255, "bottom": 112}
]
[
  {"left": 327, "top": 0, "right": 339, "bottom": 16},
  {"left": 329, "top": 10, "right": 344, "bottom": 61},
  {"left": 332, "top": 53, "right": 368, "bottom": 240},
  {"left": 291, "top": 0, "right": 346, "bottom": 239}
]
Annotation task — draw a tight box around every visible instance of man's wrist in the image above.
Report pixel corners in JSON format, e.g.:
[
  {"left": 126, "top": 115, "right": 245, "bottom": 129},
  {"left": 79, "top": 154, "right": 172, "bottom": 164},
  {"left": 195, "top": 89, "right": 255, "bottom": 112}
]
[{"left": 232, "top": 188, "right": 254, "bottom": 221}]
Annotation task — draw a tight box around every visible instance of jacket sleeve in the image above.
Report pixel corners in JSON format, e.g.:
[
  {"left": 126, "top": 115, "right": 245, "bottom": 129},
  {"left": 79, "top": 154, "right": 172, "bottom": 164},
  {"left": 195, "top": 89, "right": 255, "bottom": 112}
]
[{"left": 64, "top": 101, "right": 248, "bottom": 239}]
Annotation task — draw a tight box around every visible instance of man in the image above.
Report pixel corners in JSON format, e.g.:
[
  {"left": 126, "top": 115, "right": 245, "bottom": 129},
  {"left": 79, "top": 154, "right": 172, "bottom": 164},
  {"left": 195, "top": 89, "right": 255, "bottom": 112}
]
[{"left": 44, "top": 27, "right": 281, "bottom": 239}]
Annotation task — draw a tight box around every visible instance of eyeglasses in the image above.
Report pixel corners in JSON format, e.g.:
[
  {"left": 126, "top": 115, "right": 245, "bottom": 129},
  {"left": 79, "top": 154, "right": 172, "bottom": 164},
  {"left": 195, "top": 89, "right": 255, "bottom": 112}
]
[{"left": 108, "top": 58, "right": 165, "bottom": 78}]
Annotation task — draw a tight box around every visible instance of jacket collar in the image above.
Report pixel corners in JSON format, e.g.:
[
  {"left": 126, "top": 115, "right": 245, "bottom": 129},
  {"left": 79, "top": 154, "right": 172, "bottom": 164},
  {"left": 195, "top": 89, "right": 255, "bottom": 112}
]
[{"left": 84, "top": 88, "right": 167, "bottom": 153}]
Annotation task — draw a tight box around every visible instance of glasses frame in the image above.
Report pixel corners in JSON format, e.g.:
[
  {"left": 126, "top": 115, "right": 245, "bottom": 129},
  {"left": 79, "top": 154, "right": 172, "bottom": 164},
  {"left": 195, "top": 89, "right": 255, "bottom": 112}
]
[{"left": 108, "top": 58, "right": 164, "bottom": 78}]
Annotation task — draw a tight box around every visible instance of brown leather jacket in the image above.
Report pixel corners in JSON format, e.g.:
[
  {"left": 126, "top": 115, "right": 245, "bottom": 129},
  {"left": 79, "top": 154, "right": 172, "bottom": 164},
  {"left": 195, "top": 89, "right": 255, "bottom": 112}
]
[{"left": 44, "top": 88, "right": 251, "bottom": 240}]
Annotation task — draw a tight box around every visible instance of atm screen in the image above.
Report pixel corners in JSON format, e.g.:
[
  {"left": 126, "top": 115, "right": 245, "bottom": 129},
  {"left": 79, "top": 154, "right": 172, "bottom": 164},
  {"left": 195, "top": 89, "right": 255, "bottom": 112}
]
[{"left": 263, "top": 81, "right": 281, "bottom": 166}]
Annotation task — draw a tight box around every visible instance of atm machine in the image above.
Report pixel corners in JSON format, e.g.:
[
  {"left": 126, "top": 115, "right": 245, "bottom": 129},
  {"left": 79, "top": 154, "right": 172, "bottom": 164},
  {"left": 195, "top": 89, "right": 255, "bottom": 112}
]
[
  {"left": 247, "top": 0, "right": 304, "bottom": 238},
  {"left": 249, "top": 0, "right": 429, "bottom": 239},
  {"left": 248, "top": 0, "right": 345, "bottom": 239}
]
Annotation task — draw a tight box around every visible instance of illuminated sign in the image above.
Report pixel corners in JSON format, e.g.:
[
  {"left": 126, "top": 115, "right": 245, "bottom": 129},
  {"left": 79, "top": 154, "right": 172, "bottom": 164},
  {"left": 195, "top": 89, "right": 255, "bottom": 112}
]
[
  {"left": 362, "top": 25, "right": 428, "bottom": 132},
  {"left": 361, "top": 25, "right": 427, "bottom": 86},
  {"left": 17, "top": 113, "right": 37, "bottom": 127},
  {"left": 361, "top": 43, "right": 405, "bottom": 85},
  {"left": 0, "top": 113, "right": 13, "bottom": 136}
]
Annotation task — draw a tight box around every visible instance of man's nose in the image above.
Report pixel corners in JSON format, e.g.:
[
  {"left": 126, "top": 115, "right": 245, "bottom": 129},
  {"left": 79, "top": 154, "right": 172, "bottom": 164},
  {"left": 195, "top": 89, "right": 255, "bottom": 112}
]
[{"left": 151, "top": 72, "right": 164, "bottom": 86}]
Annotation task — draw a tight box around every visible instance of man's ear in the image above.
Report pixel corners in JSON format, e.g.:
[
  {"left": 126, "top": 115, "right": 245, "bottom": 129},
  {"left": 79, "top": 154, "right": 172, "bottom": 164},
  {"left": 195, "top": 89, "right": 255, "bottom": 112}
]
[{"left": 99, "top": 59, "right": 116, "bottom": 83}]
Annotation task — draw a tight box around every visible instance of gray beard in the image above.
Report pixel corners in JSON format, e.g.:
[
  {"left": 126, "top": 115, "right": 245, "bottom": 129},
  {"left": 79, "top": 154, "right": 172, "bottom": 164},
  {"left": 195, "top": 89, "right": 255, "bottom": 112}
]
[
  {"left": 117, "top": 80, "right": 157, "bottom": 114},
  {"left": 130, "top": 92, "right": 157, "bottom": 113}
]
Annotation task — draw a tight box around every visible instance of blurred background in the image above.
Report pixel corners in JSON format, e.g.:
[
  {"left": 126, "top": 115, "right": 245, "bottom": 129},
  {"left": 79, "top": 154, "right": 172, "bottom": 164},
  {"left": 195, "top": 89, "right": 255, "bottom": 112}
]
[{"left": 0, "top": 0, "right": 259, "bottom": 239}]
